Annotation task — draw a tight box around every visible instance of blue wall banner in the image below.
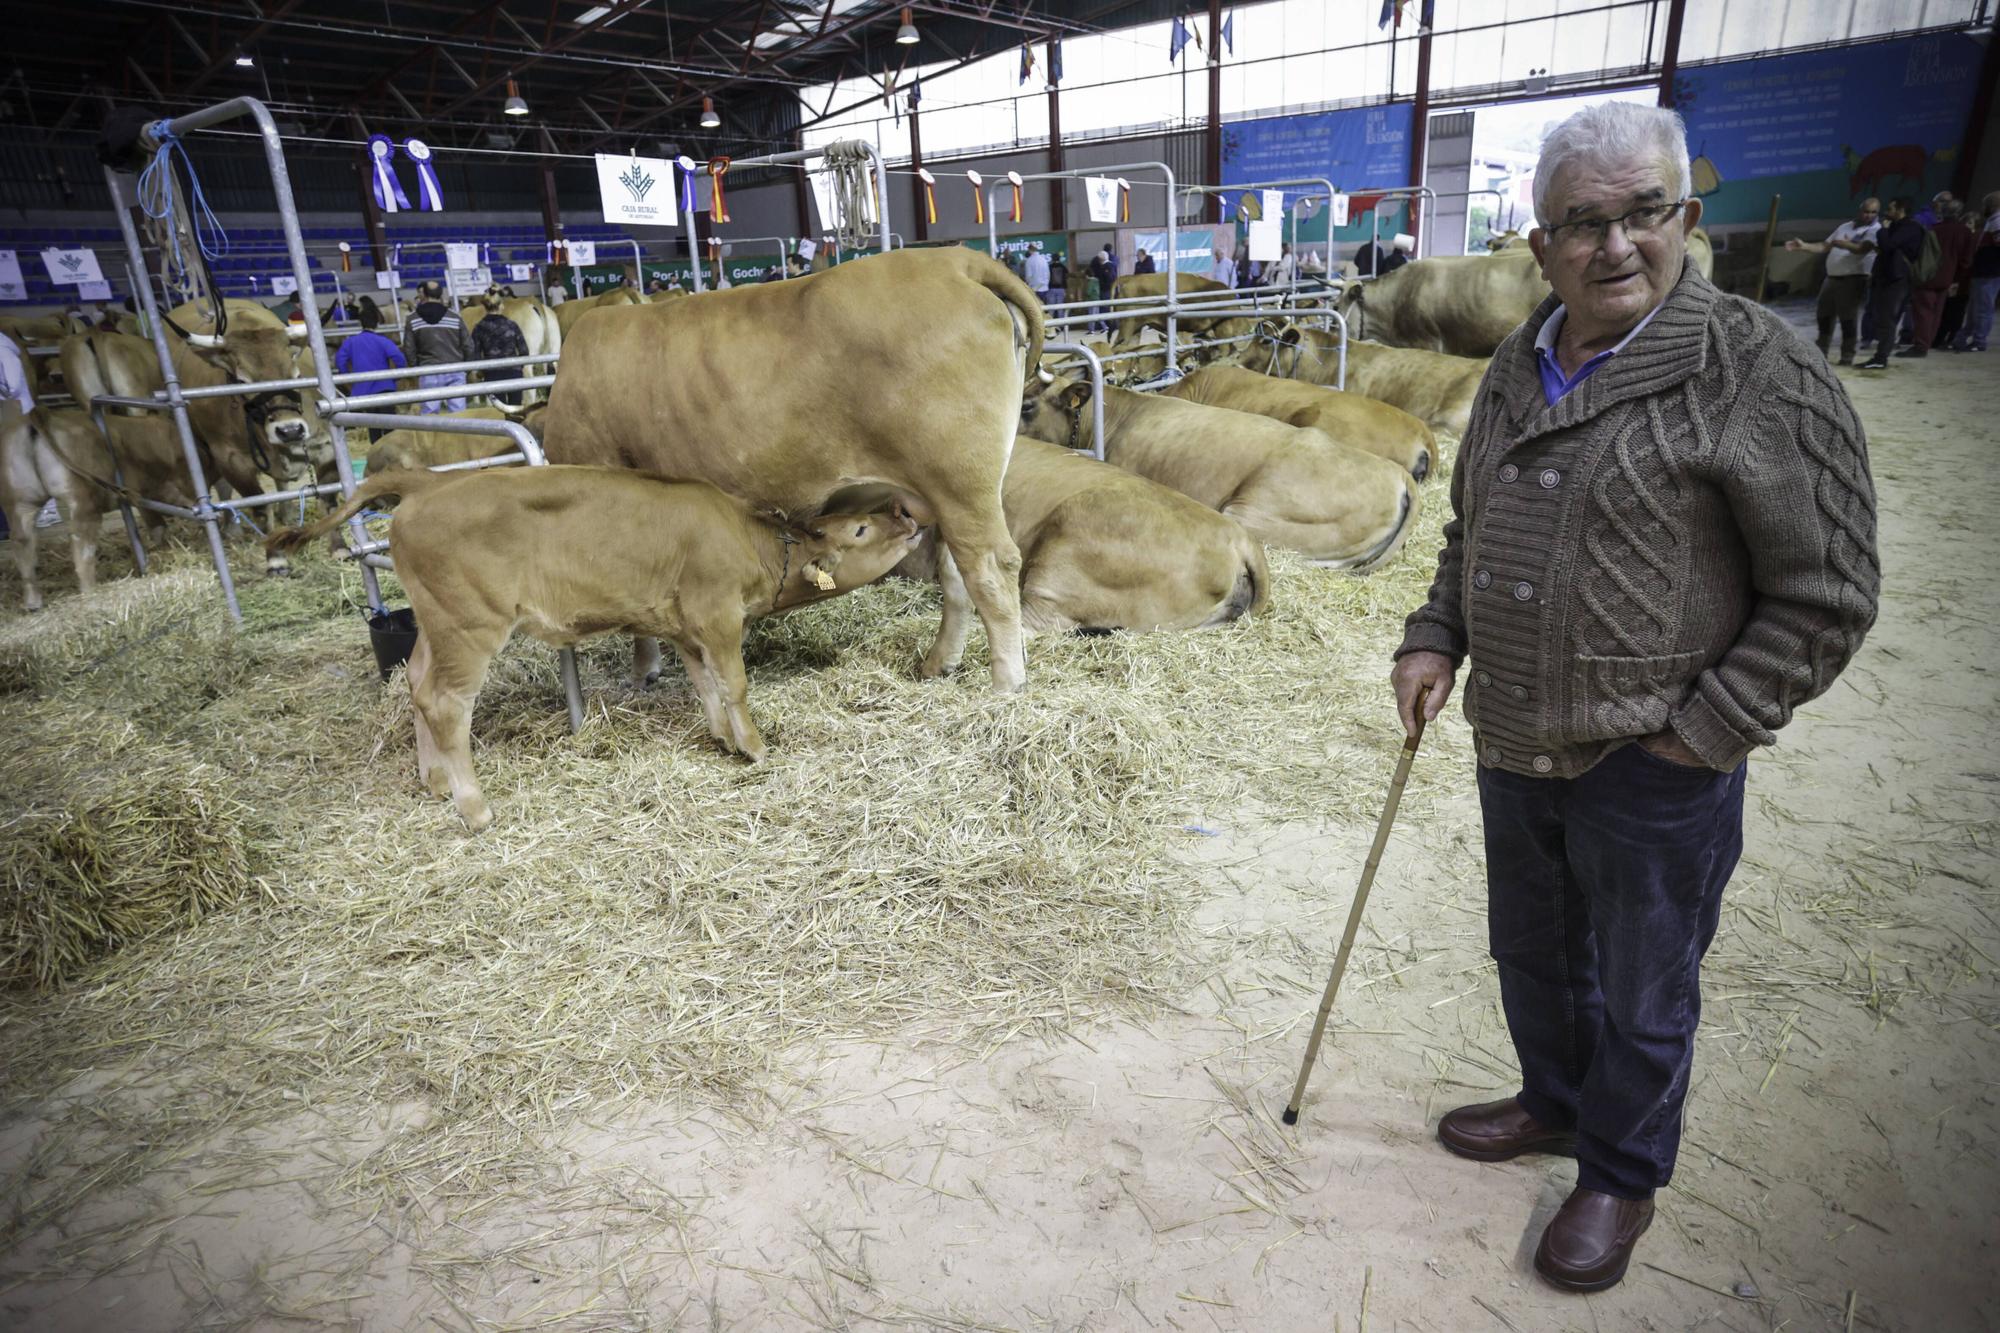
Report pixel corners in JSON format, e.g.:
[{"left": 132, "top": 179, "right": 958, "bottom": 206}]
[
  {"left": 1128, "top": 224, "right": 1225, "bottom": 275},
  {"left": 1676, "top": 33, "right": 1981, "bottom": 223},
  {"left": 1221, "top": 105, "right": 1415, "bottom": 245}
]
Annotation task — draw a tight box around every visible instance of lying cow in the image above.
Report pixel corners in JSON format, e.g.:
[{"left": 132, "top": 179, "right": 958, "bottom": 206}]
[
  {"left": 1251, "top": 328, "right": 1486, "bottom": 439},
  {"left": 897, "top": 437, "right": 1268, "bottom": 641},
  {"left": 1022, "top": 376, "right": 1418, "bottom": 571},
  {"left": 363, "top": 406, "right": 545, "bottom": 474},
  {"left": 267, "top": 467, "right": 922, "bottom": 832},
  {"left": 542, "top": 247, "right": 1041, "bottom": 692},
  {"left": 1158, "top": 365, "right": 1435, "bottom": 480}
]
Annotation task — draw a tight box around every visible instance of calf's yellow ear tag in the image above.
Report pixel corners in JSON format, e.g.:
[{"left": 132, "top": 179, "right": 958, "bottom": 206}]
[{"left": 807, "top": 565, "right": 837, "bottom": 591}]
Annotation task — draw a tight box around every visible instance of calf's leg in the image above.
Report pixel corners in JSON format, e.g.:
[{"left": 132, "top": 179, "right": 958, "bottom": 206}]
[
  {"left": 672, "top": 641, "right": 731, "bottom": 748},
  {"left": 406, "top": 633, "right": 448, "bottom": 799},
  {"left": 407, "top": 623, "right": 500, "bottom": 832},
  {"left": 6, "top": 500, "right": 42, "bottom": 611},
  {"left": 933, "top": 506, "right": 1026, "bottom": 694},
  {"left": 632, "top": 635, "right": 664, "bottom": 687},
  {"left": 695, "top": 630, "right": 765, "bottom": 764},
  {"left": 60, "top": 491, "right": 102, "bottom": 595},
  {"left": 919, "top": 546, "right": 974, "bottom": 678}
]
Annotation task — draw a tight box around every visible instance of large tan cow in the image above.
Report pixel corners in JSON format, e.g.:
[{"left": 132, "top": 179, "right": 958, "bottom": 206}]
[
  {"left": 897, "top": 437, "right": 1268, "bottom": 639},
  {"left": 1021, "top": 376, "right": 1418, "bottom": 571},
  {"left": 1250, "top": 330, "right": 1487, "bottom": 438},
  {"left": 268, "top": 467, "right": 925, "bottom": 831},
  {"left": 462, "top": 294, "right": 562, "bottom": 365},
  {"left": 542, "top": 247, "right": 1042, "bottom": 692},
  {"left": 1158, "top": 365, "right": 1435, "bottom": 480},
  {"left": 551, "top": 286, "right": 644, "bottom": 337}
]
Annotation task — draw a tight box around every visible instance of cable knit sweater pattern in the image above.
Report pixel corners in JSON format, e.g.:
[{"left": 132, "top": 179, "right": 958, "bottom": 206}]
[{"left": 1398, "top": 265, "right": 1880, "bottom": 778}]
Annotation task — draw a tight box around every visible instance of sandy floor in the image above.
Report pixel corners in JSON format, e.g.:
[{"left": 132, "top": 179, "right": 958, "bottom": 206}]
[{"left": 3, "top": 304, "right": 1997, "bottom": 1330}]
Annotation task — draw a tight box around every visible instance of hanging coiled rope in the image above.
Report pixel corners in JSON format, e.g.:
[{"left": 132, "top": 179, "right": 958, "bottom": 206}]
[
  {"left": 819, "top": 139, "right": 880, "bottom": 253},
  {"left": 136, "top": 122, "right": 230, "bottom": 314}
]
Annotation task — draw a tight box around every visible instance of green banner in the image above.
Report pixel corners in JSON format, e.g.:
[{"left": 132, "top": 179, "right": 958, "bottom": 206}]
[{"left": 966, "top": 232, "right": 1074, "bottom": 264}]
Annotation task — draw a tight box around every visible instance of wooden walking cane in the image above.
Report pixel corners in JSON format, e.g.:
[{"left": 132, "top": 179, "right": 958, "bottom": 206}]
[{"left": 1282, "top": 685, "right": 1432, "bottom": 1127}]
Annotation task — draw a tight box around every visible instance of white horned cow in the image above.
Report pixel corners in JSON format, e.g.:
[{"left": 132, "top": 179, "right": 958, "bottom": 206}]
[
  {"left": 540, "top": 247, "right": 1042, "bottom": 692},
  {"left": 897, "top": 436, "right": 1269, "bottom": 641},
  {"left": 1021, "top": 375, "right": 1419, "bottom": 572}
]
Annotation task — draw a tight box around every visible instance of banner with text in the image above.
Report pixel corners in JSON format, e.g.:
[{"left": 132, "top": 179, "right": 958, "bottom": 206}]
[
  {"left": 1675, "top": 32, "right": 1982, "bottom": 224},
  {"left": 0, "top": 250, "right": 24, "bottom": 301},
  {"left": 596, "top": 152, "right": 677, "bottom": 227},
  {"left": 1221, "top": 104, "right": 1415, "bottom": 247}
]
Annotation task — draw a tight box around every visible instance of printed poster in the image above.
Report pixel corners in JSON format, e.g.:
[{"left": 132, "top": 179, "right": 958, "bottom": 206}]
[
  {"left": 0, "top": 250, "right": 24, "bottom": 301},
  {"left": 77, "top": 280, "right": 113, "bottom": 301},
  {"left": 444, "top": 242, "right": 480, "bottom": 271},
  {"left": 271, "top": 275, "right": 299, "bottom": 296},
  {"left": 568, "top": 240, "right": 597, "bottom": 266},
  {"left": 1084, "top": 176, "right": 1119, "bottom": 224},
  {"left": 595, "top": 152, "right": 676, "bottom": 227},
  {"left": 41, "top": 247, "right": 105, "bottom": 286},
  {"left": 376, "top": 270, "right": 401, "bottom": 289},
  {"left": 508, "top": 263, "right": 535, "bottom": 282}
]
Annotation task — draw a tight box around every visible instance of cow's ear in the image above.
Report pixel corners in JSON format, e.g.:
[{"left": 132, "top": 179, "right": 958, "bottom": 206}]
[
  {"left": 1281, "top": 327, "right": 1302, "bottom": 347},
  {"left": 1063, "top": 381, "right": 1093, "bottom": 410}
]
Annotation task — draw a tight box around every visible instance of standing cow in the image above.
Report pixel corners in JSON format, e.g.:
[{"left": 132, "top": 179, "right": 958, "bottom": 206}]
[{"left": 540, "top": 248, "right": 1042, "bottom": 692}]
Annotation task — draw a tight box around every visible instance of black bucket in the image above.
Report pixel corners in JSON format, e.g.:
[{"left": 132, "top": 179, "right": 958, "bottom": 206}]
[{"left": 368, "top": 607, "right": 420, "bottom": 681}]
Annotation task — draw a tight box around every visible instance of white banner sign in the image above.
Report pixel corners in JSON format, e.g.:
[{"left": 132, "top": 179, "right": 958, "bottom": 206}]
[
  {"left": 78, "top": 280, "right": 112, "bottom": 302},
  {"left": 444, "top": 242, "right": 480, "bottom": 271},
  {"left": 1083, "top": 176, "right": 1119, "bottom": 224},
  {"left": 508, "top": 263, "right": 534, "bottom": 282},
  {"left": 1246, "top": 218, "right": 1282, "bottom": 264},
  {"left": 41, "top": 247, "right": 104, "bottom": 286},
  {"left": 1330, "top": 192, "right": 1350, "bottom": 228},
  {"left": 447, "top": 266, "right": 493, "bottom": 297},
  {"left": 567, "top": 240, "right": 596, "bottom": 266},
  {"left": 594, "top": 152, "right": 676, "bottom": 227},
  {"left": 796, "top": 238, "right": 817, "bottom": 261},
  {"left": 271, "top": 275, "right": 299, "bottom": 296},
  {"left": 1262, "top": 189, "right": 1286, "bottom": 221},
  {"left": 376, "top": 270, "right": 401, "bottom": 290},
  {"left": 0, "top": 250, "right": 24, "bottom": 302}
]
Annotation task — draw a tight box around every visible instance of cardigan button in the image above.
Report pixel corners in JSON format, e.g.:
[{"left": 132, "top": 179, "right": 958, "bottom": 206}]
[
  {"left": 1540, "top": 469, "right": 1561, "bottom": 488},
  {"left": 1532, "top": 754, "right": 1554, "bottom": 774},
  {"left": 1498, "top": 464, "right": 1519, "bottom": 482},
  {"left": 1474, "top": 569, "right": 1492, "bottom": 590},
  {"left": 1476, "top": 670, "right": 1493, "bottom": 687},
  {"left": 1511, "top": 684, "right": 1529, "bottom": 700},
  {"left": 1514, "top": 581, "right": 1534, "bottom": 601},
  {"left": 1483, "top": 745, "right": 1503, "bottom": 766}
]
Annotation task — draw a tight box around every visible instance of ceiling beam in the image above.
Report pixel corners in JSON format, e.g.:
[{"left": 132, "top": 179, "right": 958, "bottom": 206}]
[{"left": 182, "top": 0, "right": 308, "bottom": 97}]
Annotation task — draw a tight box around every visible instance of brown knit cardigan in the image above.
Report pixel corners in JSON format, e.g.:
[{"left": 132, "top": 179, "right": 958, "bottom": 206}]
[{"left": 1397, "top": 264, "right": 1879, "bottom": 777}]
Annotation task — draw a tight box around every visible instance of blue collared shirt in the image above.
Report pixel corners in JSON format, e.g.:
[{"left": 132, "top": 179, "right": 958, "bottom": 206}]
[{"left": 1534, "top": 302, "right": 1662, "bottom": 405}]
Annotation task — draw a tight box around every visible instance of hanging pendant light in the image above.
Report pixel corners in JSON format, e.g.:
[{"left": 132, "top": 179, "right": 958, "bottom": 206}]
[
  {"left": 895, "top": 7, "right": 919, "bottom": 45},
  {"left": 700, "top": 96, "right": 720, "bottom": 129},
  {"left": 503, "top": 79, "right": 530, "bottom": 116}
]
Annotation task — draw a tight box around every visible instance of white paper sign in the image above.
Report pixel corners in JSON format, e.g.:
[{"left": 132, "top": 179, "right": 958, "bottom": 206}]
[
  {"left": 594, "top": 152, "right": 677, "bottom": 226},
  {"left": 271, "top": 275, "right": 299, "bottom": 296},
  {"left": 1262, "top": 189, "right": 1286, "bottom": 221},
  {"left": 0, "top": 250, "right": 24, "bottom": 302},
  {"left": 1330, "top": 193, "right": 1350, "bottom": 228},
  {"left": 1083, "top": 176, "right": 1119, "bottom": 224},
  {"left": 796, "top": 239, "right": 817, "bottom": 261},
  {"left": 444, "top": 242, "right": 480, "bottom": 271},
  {"left": 508, "top": 263, "right": 534, "bottom": 282},
  {"left": 41, "top": 247, "right": 104, "bottom": 286},
  {"left": 567, "top": 240, "right": 596, "bottom": 266},
  {"left": 78, "top": 280, "right": 113, "bottom": 301},
  {"left": 447, "top": 266, "right": 493, "bottom": 297},
  {"left": 1246, "top": 218, "right": 1282, "bottom": 264},
  {"left": 376, "top": 270, "right": 401, "bottom": 289}
]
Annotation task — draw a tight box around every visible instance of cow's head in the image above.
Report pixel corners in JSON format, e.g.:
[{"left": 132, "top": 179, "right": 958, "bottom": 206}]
[
  {"left": 765, "top": 502, "right": 925, "bottom": 608},
  {"left": 1021, "top": 372, "right": 1094, "bottom": 451},
  {"left": 184, "top": 326, "right": 321, "bottom": 470}
]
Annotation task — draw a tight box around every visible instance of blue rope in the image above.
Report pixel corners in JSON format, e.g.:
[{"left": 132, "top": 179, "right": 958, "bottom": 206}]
[{"left": 137, "top": 122, "right": 230, "bottom": 262}]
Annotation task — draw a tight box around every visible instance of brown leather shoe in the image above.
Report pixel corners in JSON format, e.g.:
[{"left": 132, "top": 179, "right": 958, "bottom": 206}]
[
  {"left": 1437, "top": 1097, "right": 1576, "bottom": 1162},
  {"left": 1534, "top": 1187, "right": 1655, "bottom": 1292}
]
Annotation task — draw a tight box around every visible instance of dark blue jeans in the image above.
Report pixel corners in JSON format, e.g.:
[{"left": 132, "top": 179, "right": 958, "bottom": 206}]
[{"left": 1477, "top": 741, "right": 1746, "bottom": 1200}]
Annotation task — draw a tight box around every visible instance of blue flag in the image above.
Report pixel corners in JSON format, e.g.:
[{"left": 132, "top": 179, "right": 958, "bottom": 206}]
[
  {"left": 907, "top": 77, "right": 920, "bottom": 111},
  {"left": 1222, "top": 12, "right": 1233, "bottom": 54},
  {"left": 1019, "top": 43, "right": 1035, "bottom": 85},
  {"left": 1049, "top": 40, "right": 1063, "bottom": 86},
  {"left": 1169, "top": 16, "right": 1190, "bottom": 64}
]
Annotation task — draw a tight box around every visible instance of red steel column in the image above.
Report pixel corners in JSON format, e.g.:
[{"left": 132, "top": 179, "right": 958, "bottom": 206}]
[
  {"left": 1408, "top": 22, "right": 1434, "bottom": 246},
  {"left": 1047, "top": 40, "right": 1066, "bottom": 235},
  {"left": 1205, "top": 0, "right": 1223, "bottom": 224},
  {"left": 908, "top": 103, "right": 929, "bottom": 243},
  {"left": 1658, "top": 0, "right": 1690, "bottom": 106}
]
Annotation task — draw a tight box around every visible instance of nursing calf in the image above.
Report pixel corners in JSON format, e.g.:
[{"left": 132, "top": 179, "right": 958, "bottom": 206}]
[{"left": 268, "top": 466, "right": 922, "bottom": 832}]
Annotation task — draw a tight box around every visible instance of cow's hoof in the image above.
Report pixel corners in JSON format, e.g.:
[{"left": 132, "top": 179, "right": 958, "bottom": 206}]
[
  {"left": 1411, "top": 452, "right": 1432, "bottom": 483},
  {"left": 24, "top": 600, "right": 44, "bottom": 614},
  {"left": 918, "top": 656, "right": 962, "bottom": 679},
  {"left": 265, "top": 560, "right": 292, "bottom": 579},
  {"left": 457, "top": 800, "right": 494, "bottom": 833}
]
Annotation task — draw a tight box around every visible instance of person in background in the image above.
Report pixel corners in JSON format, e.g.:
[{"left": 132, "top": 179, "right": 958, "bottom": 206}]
[
  {"left": 646, "top": 279, "right": 668, "bottom": 295},
  {"left": 1047, "top": 250, "right": 1069, "bottom": 308},
  {"left": 1857, "top": 197, "right": 1925, "bottom": 370},
  {"left": 1393, "top": 99, "right": 1876, "bottom": 1296},
  {"left": 276, "top": 294, "right": 305, "bottom": 324},
  {"left": 1785, "top": 196, "right": 1879, "bottom": 366},
  {"left": 1953, "top": 189, "right": 2000, "bottom": 352},
  {"left": 469, "top": 296, "right": 529, "bottom": 406},
  {"left": 1269, "top": 242, "right": 1298, "bottom": 287},
  {"left": 1908, "top": 197, "right": 1975, "bottom": 357},
  {"left": 1211, "top": 247, "right": 1237, "bottom": 289},
  {"left": 1089, "top": 244, "right": 1117, "bottom": 330},
  {"left": 407, "top": 280, "right": 471, "bottom": 413},
  {"left": 332, "top": 305, "right": 407, "bottom": 443},
  {"left": 1133, "top": 248, "right": 1156, "bottom": 275},
  {"left": 1024, "top": 243, "right": 1052, "bottom": 305},
  {"left": 544, "top": 280, "right": 568, "bottom": 307}
]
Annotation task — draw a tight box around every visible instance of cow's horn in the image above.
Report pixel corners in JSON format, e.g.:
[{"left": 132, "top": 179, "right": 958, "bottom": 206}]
[
  {"left": 1036, "top": 366, "right": 1055, "bottom": 385},
  {"left": 185, "top": 332, "right": 225, "bottom": 349},
  {"left": 491, "top": 399, "right": 528, "bottom": 417}
]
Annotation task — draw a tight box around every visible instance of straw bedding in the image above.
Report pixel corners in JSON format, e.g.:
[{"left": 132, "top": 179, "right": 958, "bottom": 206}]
[{"left": 0, "top": 456, "right": 1457, "bottom": 1239}]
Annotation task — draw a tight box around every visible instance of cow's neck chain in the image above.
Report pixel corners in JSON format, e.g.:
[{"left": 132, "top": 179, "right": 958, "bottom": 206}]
[
  {"left": 775, "top": 528, "right": 799, "bottom": 613},
  {"left": 1066, "top": 397, "right": 1085, "bottom": 452}
]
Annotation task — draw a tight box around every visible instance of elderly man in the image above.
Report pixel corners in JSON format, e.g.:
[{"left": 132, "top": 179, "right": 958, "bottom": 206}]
[
  {"left": 1391, "top": 102, "right": 1878, "bottom": 1293},
  {"left": 1786, "top": 196, "right": 1879, "bottom": 364}
]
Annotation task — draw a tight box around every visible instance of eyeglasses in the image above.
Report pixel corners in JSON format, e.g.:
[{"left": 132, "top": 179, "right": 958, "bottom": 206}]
[{"left": 1544, "top": 200, "right": 1689, "bottom": 249}]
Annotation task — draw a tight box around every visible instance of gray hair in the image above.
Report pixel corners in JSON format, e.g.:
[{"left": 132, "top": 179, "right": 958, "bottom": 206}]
[{"left": 1532, "top": 101, "right": 1692, "bottom": 226}]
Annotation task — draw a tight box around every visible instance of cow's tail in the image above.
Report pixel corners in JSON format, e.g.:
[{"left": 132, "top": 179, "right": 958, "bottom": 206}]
[
  {"left": 264, "top": 468, "right": 449, "bottom": 557},
  {"left": 971, "top": 257, "right": 1045, "bottom": 383}
]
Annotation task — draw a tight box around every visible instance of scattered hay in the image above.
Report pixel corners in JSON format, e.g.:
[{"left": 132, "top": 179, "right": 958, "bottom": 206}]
[
  {"left": 0, "top": 567, "right": 234, "bottom": 712},
  {"left": 0, "top": 708, "right": 267, "bottom": 990}
]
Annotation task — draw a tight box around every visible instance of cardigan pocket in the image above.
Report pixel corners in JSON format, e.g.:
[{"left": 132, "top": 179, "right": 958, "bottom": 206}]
[{"left": 1569, "top": 650, "right": 1703, "bottom": 739}]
